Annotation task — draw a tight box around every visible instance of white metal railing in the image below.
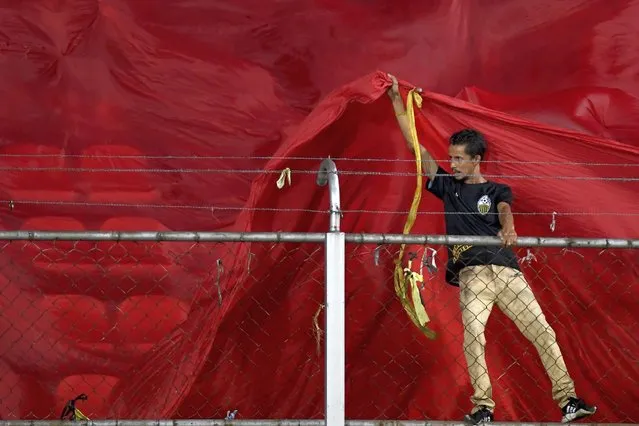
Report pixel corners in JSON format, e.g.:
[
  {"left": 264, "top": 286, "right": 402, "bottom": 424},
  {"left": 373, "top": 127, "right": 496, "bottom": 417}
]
[{"left": 317, "top": 158, "right": 345, "bottom": 426}]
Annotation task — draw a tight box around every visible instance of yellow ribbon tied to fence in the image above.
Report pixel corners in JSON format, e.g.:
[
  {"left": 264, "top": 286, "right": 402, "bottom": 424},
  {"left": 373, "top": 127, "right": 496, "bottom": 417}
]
[
  {"left": 392, "top": 88, "right": 437, "bottom": 340},
  {"left": 276, "top": 167, "right": 292, "bottom": 189},
  {"left": 59, "top": 394, "right": 90, "bottom": 422}
]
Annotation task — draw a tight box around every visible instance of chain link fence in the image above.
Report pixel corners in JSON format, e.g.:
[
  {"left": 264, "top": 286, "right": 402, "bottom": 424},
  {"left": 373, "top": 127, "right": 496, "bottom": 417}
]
[
  {"left": 344, "top": 240, "right": 638, "bottom": 423},
  {"left": 0, "top": 231, "right": 636, "bottom": 424},
  {"left": 0, "top": 157, "right": 637, "bottom": 424},
  {"left": 0, "top": 232, "right": 328, "bottom": 421}
]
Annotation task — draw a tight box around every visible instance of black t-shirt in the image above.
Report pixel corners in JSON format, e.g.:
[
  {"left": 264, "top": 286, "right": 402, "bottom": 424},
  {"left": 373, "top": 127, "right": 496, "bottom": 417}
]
[{"left": 427, "top": 166, "right": 520, "bottom": 286}]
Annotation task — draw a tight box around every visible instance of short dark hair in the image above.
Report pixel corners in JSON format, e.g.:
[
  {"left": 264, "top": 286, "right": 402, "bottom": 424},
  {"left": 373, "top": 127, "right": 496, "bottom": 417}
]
[{"left": 449, "top": 128, "right": 487, "bottom": 160}]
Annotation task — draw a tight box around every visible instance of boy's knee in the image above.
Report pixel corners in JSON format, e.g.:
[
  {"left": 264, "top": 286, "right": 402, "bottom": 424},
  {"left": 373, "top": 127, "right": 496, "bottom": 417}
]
[
  {"left": 523, "top": 320, "right": 557, "bottom": 346},
  {"left": 463, "top": 322, "right": 487, "bottom": 347}
]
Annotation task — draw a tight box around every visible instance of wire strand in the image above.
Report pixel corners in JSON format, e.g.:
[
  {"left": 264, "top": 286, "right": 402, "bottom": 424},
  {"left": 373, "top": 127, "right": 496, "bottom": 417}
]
[
  {"left": 2, "top": 200, "right": 637, "bottom": 217},
  {"left": 0, "top": 167, "right": 636, "bottom": 181},
  {"left": 0, "top": 153, "right": 636, "bottom": 167}
]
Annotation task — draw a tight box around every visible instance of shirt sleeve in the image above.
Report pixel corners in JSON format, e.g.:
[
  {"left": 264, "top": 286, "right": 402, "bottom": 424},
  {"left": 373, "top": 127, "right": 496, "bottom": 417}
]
[
  {"left": 426, "top": 166, "right": 454, "bottom": 200},
  {"left": 495, "top": 184, "right": 514, "bottom": 206}
]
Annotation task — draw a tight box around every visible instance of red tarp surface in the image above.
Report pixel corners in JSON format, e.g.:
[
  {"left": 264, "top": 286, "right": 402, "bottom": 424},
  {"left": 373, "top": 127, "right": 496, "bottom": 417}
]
[{"left": 0, "top": 0, "right": 638, "bottom": 423}]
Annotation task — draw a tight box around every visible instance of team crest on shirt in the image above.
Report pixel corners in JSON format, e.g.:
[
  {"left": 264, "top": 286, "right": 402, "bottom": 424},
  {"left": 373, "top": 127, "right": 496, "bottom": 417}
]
[{"left": 477, "top": 195, "right": 491, "bottom": 215}]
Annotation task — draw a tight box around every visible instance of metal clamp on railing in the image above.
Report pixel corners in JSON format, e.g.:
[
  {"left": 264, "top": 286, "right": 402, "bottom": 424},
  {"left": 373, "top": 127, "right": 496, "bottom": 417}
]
[{"left": 316, "top": 158, "right": 342, "bottom": 232}]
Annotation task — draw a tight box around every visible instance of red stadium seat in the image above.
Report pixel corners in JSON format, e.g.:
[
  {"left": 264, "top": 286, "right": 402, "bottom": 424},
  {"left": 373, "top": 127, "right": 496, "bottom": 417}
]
[
  {"left": 117, "top": 296, "right": 189, "bottom": 343},
  {"left": 78, "top": 145, "right": 160, "bottom": 203},
  {"left": 99, "top": 217, "right": 175, "bottom": 265},
  {"left": 1, "top": 217, "right": 89, "bottom": 294},
  {"left": 8, "top": 217, "right": 193, "bottom": 300},
  {"left": 38, "top": 295, "right": 112, "bottom": 343},
  {"left": 0, "top": 144, "right": 77, "bottom": 202},
  {"left": 94, "top": 217, "right": 198, "bottom": 300}
]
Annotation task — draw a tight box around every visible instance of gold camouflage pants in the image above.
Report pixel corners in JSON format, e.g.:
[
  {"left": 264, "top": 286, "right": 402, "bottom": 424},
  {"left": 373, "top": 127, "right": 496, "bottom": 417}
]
[{"left": 459, "top": 265, "right": 577, "bottom": 413}]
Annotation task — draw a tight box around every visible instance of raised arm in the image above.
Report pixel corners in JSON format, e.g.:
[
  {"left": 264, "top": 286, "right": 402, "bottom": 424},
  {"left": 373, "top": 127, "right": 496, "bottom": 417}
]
[{"left": 387, "top": 74, "right": 438, "bottom": 180}]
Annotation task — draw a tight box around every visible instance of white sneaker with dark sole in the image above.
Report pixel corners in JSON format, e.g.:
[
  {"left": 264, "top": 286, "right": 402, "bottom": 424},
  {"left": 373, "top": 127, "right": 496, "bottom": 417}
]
[
  {"left": 561, "top": 397, "right": 597, "bottom": 423},
  {"left": 464, "top": 407, "right": 494, "bottom": 425}
]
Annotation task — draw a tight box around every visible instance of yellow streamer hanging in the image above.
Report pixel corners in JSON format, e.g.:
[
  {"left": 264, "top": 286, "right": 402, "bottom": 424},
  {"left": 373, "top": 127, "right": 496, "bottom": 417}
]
[
  {"left": 59, "top": 394, "right": 91, "bottom": 422},
  {"left": 73, "top": 408, "right": 90, "bottom": 421},
  {"left": 392, "top": 88, "right": 437, "bottom": 340}
]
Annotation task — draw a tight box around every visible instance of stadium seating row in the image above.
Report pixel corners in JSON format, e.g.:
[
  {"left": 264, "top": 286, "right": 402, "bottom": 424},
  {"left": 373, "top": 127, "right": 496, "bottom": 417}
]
[{"left": 0, "top": 144, "right": 160, "bottom": 202}]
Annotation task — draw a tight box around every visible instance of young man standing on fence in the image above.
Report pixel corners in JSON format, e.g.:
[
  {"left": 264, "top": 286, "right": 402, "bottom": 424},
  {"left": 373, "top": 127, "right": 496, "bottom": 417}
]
[{"left": 387, "top": 74, "right": 597, "bottom": 425}]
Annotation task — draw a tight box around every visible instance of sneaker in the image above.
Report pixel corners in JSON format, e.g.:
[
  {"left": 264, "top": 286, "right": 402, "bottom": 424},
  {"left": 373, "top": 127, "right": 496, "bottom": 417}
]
[
  {"left": 561, "top": 397, "right": 597, "bottom": 423},
  {"left": 464, "top": 406, "right": 494, "bottom": 425}
]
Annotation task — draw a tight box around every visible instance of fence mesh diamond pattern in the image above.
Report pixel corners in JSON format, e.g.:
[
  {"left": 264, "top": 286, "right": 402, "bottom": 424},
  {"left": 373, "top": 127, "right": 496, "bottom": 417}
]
[
  {"left": 0, "top": 238, "right": 325, "bottom": 420},
  {"left": 0, "top": 236, "right": 636, "bottom": 423},
  {"left": 345, "top": 243, "right": 637, "bottom": 423}
]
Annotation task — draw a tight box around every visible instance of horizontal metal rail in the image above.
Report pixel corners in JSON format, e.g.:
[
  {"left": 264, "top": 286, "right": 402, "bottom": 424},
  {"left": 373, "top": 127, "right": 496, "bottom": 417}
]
[{"left": 0, "top": 231, "right": 636, "bottom": 249}]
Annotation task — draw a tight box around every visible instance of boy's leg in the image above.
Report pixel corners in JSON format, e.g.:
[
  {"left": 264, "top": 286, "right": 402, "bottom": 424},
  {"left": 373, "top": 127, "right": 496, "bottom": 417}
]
[
  {"left": 459, "top": 265, "right": 498, "bottom": 416},
  {"left": 493, "top": 266, "right": 596, "bottom": 423},
  {"left": 493, "top": 266, "right": 576, "bottom": 406}
]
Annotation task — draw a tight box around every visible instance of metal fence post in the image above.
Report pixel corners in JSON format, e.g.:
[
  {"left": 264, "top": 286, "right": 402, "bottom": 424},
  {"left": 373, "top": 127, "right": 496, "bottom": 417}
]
[{"left": 317, "top": 158, "right": 345, "bottom": 426}]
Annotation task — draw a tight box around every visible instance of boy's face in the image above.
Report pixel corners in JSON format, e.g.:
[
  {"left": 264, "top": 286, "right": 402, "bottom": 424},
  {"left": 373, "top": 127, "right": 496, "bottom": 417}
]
[{"left": 448, "top": 144, "right": 480, "bottom": 181}]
